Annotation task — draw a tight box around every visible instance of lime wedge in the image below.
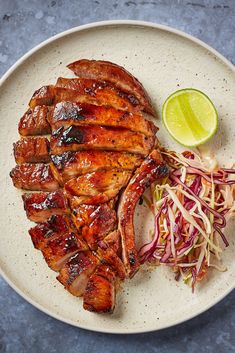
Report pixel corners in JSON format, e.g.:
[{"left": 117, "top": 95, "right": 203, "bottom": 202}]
[{"left": 162, "top": 88, "right": 218, "bottom": 147}]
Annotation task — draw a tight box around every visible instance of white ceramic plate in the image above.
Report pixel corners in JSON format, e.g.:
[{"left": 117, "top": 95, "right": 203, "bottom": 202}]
[{"left": 0, "top": 21, "right": 234, "bottom": 334}]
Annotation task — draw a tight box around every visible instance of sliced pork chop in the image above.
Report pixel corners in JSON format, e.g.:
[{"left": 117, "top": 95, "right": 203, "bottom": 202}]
[
  {"left": 55, "top": 78, "right": 140, "bottom": 112},
  {"left": 50, "top": 101, "right": 157, "bottom": 137},
  {"left": 18, "top": 105, "right": 51, "bottom": 136},
  {"left": 10, "top": 163, "right": 59, "bottom": 191},
  {"left": 29, "top": 214, "right": 74, "bottom": 250},
  {"left": 29, "top": 85, "right": 55, "bottom": 108},
  {"left": 13, "top": 137, "right": 50, "bottom": 164},
  {"left": 22, "top": 191, "right": 68, "bottom": 222},
  {"left": 51, "top": 150, "right": 142, "bottom": 184},
  {"left": 83, "top": 265, "right": 116, "bottom": 313},
  {"left": 29, "top": 214, "right": 88, "bottom": 271},
  {"left": 72, "top": 201, "right": 116, "bottom": 231},
  {"left": 67, "top": 59, "right": 155, "bottom": 115},
  {"left": 57, "top": 251, "right": 99, "bottom": 297},
  {"left": 81, "top": 206, "right": 117, "bottom": 250},
  {"left": 65, "top": 170, "right": 131, "bottom": 208},
  {"left": 50, "top": 125, "right": 155, "bottom": 156},
  {"left": 118, "top": 149, "right": 169, "bottom": 278}
]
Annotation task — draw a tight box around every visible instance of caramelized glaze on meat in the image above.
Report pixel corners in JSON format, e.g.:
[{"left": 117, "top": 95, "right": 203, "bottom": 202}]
[
  {"left": 81, "top": 205, "right": 117, "bottom": 250},
  {"left": 41, "top": 232, "right": 87, "bottom": 271},
  {"left": 83, "top": 265, "right": 116, "bottom": 313},
  {"left": 118, "top": 150, "right": 169, "bottom": 278},
  {"left": 29, "top": 85, "right": 55, "bottom": 108},
  {"left": 67, "top": 59, "right": 155, "bottom": 115},
  {"left": 72, "top": 201, "right": 116, "bottom": 231},
  {"left": 50, "top": 101, "right": 157, "bottom": 136},
  {"left": 18, "top": 105, "right": 51, "bottom": 136},
  {"left": 10, "top": 163, "right": 59, "bottom": 191},
  {"left": 65, "top": 170, "right": 131, "bottom": 207},
  {"left": 29, "top": 214, "right": 73, "bottom": 249},
  {"left": 57, "top": 251, "right": 99, "bottom": 296},
  {"left": 50, "top": 125, "right": 155, "bottom": 156},
  {"left": 22, "top": 191, "right": 68, "bottom": 222},
  {"left": 55, "top": 78, "right": 140, "bottom": 112},
  {"left": 14, "top": 137, "right": 50, "bottom": 164},
  {"left": 51, "top": 150, "right": 142, "bottom": 183},
  {"left": 10, "top": 59, "right": 163, "bottom": 314}
]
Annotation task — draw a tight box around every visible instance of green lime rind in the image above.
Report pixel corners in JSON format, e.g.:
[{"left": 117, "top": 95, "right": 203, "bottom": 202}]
[{"left": 162, "top": 88, "right": 218, "bottom": 147}]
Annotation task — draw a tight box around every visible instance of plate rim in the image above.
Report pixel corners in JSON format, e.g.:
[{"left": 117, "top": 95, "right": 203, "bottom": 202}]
[{"left": 0, "top": 20, "right": 234, "bottom": 334}]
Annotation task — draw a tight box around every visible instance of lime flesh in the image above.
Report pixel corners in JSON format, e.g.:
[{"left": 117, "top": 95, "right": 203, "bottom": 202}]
[{"left": 162, "top": 89, "right": 218, "bottom": 147}]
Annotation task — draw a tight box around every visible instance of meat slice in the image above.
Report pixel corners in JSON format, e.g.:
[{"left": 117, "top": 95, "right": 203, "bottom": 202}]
[
  {"left": 67, "top": 59, "right": 155, "bottom": 115},
  {"left": 29, "top": 85, "right": 55, "bottom": 108},
  {"left": 50, "top": 125, "right": 155, "bottom": 156},
  {"left": 40, "top": 233, "right": 85, "bottom": 271},
  {"left": 10, "top": 164, "right": 59, "bottom": 191},
  {"left": 118, "top": 150, "right": 169, "bottom": 278},
  {"left": 97, "top": 247, "right": 126, "bottom": 280},
  {"left": 50, "top": 101, "right": 157, "bottom": 137},
  {"left": 72, "top": 201, "right": 116, "bottom": 231},
  {"left": 57, "top": 251, "right": 99, "bottom": 297},
  {"left": 13, "top": 137, "right": 50, "bottom": 164},
  {"left": 65, "top": 170, "right": 131, "bottom": 207},
  {"left": 83, "top": 265, "right": 116, "bottom": 313},
  {"left": 54, "top": 78, "right": 140, "bottom": 112},
  {"left": 51, "top": 151, "right": 142, "bottom": 184},
  {"left": 22, "top": 191, "right": 68, "bottom": 222},
  {"left": 81, "top": 205, "right": 117, "bottom": 250},
  {"left": 29, "top": 215, "right": 88, "bottom": 270},
  {"left": 29, "top": 214, "right": 73, "bottom": 250},
  {"left": 18, "top": 105, "right": 51, "bottom": 136}
]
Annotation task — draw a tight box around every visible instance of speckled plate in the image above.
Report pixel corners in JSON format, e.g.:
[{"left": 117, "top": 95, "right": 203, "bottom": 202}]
[{"left": 0, "top": 20, "right": 234, "bottom": 334}]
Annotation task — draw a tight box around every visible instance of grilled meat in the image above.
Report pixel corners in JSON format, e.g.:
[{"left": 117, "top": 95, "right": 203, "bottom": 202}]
[
  {"left": 57, "top": 251, "right": 99, "bottom": 297},
  {"left": 55, "top": 78, "right": 140, "bottom": 112},
  {"left": 13, "top": 137, "right": 50, "bottom": 164},
  {"left": 67, "top": 59, "right": 155, "bottom": 115},
  {"left": 72, "top": 201, "right": 116, "bottom": 231},
  {"left": 118, "top": 150, "right": 168, "bottom": 278},
  {"left": 81, "top": 205, "right": 117, "bottom": 250},
  {"left": 10, "top": 163, "right": 59, "bottom": 191},
  {"left": 83, "top": 265, "right": 116, "bottom": 313},
  {"left": 50, "top": 125, "right": 155, "bottom": 155},
  {"left": 18, "top": 105, "right": 51, "bottom": 136},
  {"left": 22, "top": 191, "right": 68, "bottom": 222},
  {"left": 29, "top": 214, "right": 88, "bottom": 270},
  {"left": 10, "top": 59, "right": 165, "bottom": 314},
  {"left": 50, "top": 101, "right": 157, "bottom": 136},
  {"left": 29, "top": 214, "right": 74, "bottom": 250},
  {"left": 29, "top": 85, "right": 55, "bottom": 108},
  {"left": 65, "top": 170, "right": 131, "bottom": 197},
  {"left": 51, "top": 150, "right": 142, "bottom": 183},
  {"left": 65, "top": 170, "right": 131, "bottom": 207}
]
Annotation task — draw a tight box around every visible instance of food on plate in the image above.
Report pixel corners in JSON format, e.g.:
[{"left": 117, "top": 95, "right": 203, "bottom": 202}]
[
  {"left": 10, "top": 59, "right": 168, "bottom": 313},
  {"left": 67, "top": 59, "right": 155, "bottom": 115},
  {"left": 162, "top": 88, "right": 218, "bottom": 147},
  {"left": 139, "top": 149, "right": 235, "bottom": 289}
]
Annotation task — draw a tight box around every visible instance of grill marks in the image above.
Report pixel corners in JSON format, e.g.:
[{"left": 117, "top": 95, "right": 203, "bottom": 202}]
[
  {"left": 18, "top": 105, "right": 51, "bottom": 136},
  {"left": 14, "top": 137, "right": 50, "bottom": 164},
  {"left": 10, "top": 163, "right": 59, "bottom": 191},
  {"left": 67, "top": 59, "right": 155, "bottom": 115},
  {"left": 50, "top": 101, "right": 157, "bottom": 136},
  {"left": 10, "top": 59, "right": 165, "bottom": 314},
  {"left": 50, "top": 125, "right": 155, "bottom": 156},
  {"left": 22, "top": 191, "right": 68, "bottom": 223},
  {"left": 51, "top": 151, "right": 143, "bottom": 183},
  {"left": 55, "top": 77, "right": 140, "bottom": 112}
]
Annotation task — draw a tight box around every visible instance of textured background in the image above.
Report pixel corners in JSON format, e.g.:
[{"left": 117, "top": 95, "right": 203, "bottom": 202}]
[{"left": 0, "top": 0, "right": 234, "bottom": 352}]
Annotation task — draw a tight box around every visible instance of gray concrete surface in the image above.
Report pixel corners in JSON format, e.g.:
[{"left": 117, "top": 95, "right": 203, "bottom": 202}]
[{"left": 0, "top": 0, "right": 234, "bottom": 352}]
